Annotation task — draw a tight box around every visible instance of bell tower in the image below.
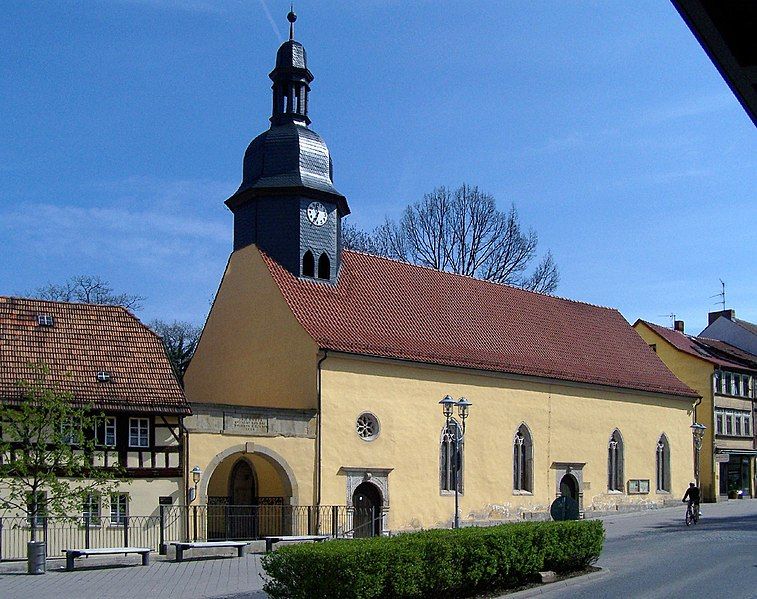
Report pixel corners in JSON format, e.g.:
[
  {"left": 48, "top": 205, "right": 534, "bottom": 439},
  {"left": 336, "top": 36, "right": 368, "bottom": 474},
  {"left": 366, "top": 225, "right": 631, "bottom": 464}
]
[{"left": 225, "top": 10, "right": 350, "bottom": 283}]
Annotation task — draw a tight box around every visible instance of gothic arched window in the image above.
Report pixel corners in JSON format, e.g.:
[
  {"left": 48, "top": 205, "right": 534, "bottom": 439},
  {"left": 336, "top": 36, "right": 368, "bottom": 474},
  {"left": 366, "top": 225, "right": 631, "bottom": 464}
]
[
  {"left": 513, "top": 424, "right": 533, "bottom": 493},
  {"left": 440, "top": 420, "right": 463, "bottom": 493},
  {"left": 656, "top": 434, "right": 671, "bottom": 492},
  {"left": 317, "top": 252, "right": 330, "bottom": 279},
  {"left": 608, "top": 429, "right": 624, "bottom": 492},
  {"left": 302, "top": 250, "right": 315, "bottom": 277}
]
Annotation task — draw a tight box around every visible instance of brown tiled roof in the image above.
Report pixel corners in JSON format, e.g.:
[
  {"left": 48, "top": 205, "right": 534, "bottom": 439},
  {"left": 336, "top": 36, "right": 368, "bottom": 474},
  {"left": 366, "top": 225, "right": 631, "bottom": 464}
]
[
  {"left": 637, "top": 320, "right": 754, "bottom": 372},
  {"left": 0, "top": 297, "right": 190, "bottom": 415},
  {"left": 264, "top": 250, "right": 698, "bottom": 399}
]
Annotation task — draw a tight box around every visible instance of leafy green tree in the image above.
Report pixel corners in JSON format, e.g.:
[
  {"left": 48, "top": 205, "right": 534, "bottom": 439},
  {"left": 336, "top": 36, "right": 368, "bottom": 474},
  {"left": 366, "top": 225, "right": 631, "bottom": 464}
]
[{"left": 0, "top": 365, "right": 125, "bottom": 541}]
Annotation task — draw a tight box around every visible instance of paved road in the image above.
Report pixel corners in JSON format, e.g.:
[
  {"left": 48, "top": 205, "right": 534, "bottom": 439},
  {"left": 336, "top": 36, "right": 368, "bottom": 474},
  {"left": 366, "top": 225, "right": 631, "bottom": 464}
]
[
  {"left": 539, "top": 499, "right": 757, "bottom": 599},
  {"left": 1, "top": 501, "right": 754, "bottom": 598}
]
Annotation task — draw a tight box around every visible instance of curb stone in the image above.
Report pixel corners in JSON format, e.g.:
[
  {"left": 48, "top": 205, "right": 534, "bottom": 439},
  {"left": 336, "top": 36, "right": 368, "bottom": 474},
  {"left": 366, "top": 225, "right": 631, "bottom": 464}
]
[{"left": 496, "top": 567, "right": 609, "bottom": 598}]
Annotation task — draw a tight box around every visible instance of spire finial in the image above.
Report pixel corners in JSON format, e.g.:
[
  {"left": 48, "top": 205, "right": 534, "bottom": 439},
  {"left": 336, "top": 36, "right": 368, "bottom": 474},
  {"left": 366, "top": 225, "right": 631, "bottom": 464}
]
[{"left": 287, "top": 6, "right": 297, "bottom": 41}]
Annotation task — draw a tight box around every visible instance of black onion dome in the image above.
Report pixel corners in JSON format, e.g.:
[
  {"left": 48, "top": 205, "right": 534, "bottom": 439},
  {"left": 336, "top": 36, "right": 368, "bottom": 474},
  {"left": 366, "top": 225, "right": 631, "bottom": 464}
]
[
  {"left": 232, "top": 122, "right": 348, "bottom": 214},
  {"left": 275, "top": 40, "right": 308, "bottom": 71}
]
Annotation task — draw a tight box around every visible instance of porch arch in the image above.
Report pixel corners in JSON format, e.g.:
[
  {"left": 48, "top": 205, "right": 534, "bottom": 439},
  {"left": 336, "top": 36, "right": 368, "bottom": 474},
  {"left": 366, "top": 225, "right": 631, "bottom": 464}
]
[{"left": 196, "top": 443, "right": 299, "bottom": 505}]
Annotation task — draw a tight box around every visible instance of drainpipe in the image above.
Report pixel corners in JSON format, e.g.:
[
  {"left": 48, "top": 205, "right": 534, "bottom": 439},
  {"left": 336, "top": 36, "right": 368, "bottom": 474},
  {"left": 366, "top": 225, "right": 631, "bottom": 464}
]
[
  {"left": 179, "top": 416, "right": 190, "bottom": 505},
  {"left": 316, "top": 350, "right": 329, "bottom": 507}
]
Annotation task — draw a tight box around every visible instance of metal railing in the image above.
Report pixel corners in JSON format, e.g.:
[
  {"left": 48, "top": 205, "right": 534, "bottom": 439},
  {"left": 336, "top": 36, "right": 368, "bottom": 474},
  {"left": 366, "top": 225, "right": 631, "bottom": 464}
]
[{"left": 1, "top": 505, "right": 382, "bottom": 560}]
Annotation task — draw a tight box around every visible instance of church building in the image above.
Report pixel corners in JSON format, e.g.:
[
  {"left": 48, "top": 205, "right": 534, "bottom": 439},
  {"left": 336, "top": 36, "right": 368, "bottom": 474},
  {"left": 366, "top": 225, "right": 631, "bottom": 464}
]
[{"left": 184, "top": 13, "right": 700, "bottom": 535}]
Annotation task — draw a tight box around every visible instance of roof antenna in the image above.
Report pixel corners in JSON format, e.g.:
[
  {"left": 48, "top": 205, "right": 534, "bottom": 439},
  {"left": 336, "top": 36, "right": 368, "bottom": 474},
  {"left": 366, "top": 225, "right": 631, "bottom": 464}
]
[
  {"left": 710, "top": 279, "right": 726, "bottom": 310},
  {"left": 658, "top": 313, "right": 676, "bottom": 328},
  {"left": 287, "top": 5, "right": 296, "bottom": 41}
]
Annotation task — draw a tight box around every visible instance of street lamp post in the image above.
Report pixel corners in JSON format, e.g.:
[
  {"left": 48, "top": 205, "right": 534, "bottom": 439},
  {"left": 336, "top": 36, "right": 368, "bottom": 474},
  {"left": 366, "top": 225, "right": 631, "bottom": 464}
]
[
  {"left": 188, "top": 465, "right": 202, "bottom": 503},
  {"left": 690, "top": 423, "right": 706, "bottom": 489},
  {"left": 440, "top": 395, "right": 472, "bottom": 529}
]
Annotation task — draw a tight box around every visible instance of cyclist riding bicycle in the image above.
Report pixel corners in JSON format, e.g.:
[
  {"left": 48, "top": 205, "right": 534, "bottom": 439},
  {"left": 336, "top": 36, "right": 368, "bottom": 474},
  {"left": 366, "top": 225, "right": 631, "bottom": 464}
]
[{"left": 682, "top": 482, "right": 700, "bottom": 518}]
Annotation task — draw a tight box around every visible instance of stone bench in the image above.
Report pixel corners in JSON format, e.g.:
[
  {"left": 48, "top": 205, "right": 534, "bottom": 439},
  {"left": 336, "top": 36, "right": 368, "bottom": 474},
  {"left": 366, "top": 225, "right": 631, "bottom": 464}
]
[
  {"left": 170, "top": 540, "right": 250, "bottom": 562},
  {"left": 264, "top": 535, "right": 329, "bottom": 552},
  {"left": 63, "top": 547, "right": 150, "bottom": 571}
]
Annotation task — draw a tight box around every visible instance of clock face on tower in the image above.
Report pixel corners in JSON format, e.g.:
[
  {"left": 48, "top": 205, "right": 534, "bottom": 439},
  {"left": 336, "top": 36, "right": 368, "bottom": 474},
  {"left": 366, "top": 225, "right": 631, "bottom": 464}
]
[{"left": 306, "top": 201, "right": 328, "bottom": 226}]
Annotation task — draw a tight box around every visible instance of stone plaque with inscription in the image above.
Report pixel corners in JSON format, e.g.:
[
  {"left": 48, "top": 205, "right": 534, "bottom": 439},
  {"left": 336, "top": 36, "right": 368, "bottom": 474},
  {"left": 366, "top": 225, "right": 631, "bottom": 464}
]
[{"left": 223, "top": 413, "right": 269, "bottom": 435}]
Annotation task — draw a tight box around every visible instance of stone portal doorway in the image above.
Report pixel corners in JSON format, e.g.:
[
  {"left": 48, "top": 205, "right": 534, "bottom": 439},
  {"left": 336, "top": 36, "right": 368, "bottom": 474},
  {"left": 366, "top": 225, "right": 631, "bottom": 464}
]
[{"left": 352, "top": 482, "right": 382, "bottom": 538}]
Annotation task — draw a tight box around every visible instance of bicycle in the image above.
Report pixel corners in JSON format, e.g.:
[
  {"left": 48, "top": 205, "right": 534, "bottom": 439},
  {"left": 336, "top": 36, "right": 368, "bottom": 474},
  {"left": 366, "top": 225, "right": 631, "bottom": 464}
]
[{"left": 684, "top": 501, "right": 700, "bottom": 526}]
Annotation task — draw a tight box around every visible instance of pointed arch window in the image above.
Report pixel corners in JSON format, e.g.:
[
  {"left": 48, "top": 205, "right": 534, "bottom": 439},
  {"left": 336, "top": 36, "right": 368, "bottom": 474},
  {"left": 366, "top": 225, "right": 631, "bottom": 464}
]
[
  {"left": 513, "top": 424, "right": 533, "bottom": 493},
  {"left": 608, "top": 429, "right": 624, "bottom": 492},
  {"left": 656, "top": 434, "right": 671, "bottom": 492},
  {"left": 302, "top": 250, "right": 315, "bottom": 277},
  {"left": 317, "top": 252, "right": 330, "bottom": 279},
  {"left": 440, "top": 420, "right": 463, "bottom": 493}
]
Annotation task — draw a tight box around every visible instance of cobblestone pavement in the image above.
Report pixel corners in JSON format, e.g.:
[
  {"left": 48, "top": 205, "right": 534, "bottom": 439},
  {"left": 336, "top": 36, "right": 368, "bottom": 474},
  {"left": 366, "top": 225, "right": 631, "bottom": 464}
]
[{"left": 0, "top": 547, "right": 268, "bottom": 599}]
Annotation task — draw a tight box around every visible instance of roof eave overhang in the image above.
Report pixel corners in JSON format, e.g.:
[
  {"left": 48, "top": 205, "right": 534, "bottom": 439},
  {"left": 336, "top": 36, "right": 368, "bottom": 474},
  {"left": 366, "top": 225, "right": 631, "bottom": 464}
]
[
  {"left": 225, "top": 186, "right": 350, "bottom": 216},
  {"left": 318, "top": 348, "right": 701, "bottom": 402},
  {"left": 671, "top": 0, "right": 757, "bottom": 127}
]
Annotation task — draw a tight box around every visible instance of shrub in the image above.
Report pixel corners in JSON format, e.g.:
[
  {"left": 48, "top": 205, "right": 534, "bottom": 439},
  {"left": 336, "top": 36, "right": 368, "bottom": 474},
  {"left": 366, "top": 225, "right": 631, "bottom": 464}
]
[{"left": 262, "top": 520, "right": 604, "bottom": 599}]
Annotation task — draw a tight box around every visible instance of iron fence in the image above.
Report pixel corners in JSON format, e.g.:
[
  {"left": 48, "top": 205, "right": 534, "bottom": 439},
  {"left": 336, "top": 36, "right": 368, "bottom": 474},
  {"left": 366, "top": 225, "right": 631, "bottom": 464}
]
[{"left": 1, "top": 504, "right": 381, "bottom": 560}]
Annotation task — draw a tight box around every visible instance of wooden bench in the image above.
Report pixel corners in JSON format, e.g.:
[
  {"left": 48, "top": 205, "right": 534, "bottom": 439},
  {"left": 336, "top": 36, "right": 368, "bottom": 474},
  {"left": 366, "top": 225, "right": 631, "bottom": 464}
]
[
  {"left": 264, "top": 535, "right": 329, "bottom": 553},
  {"left": 170, "top": 540, "right": 250, "bottom": 562},
  {"left": 63, "top": 547, "right": 150, "bottom": 571}
]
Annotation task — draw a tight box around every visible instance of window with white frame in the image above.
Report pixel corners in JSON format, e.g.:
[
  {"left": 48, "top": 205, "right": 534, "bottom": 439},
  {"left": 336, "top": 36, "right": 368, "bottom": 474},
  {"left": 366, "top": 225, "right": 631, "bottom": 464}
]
[
  {"left": 128, "top": 418, "right": 149, "bottom": 448},
  {"left": 713, "top": 370, "right": 753, "bottom": 398},
  {"left": 110, "top": 493, "right": 128, "bottom": 525},
  {"left": 715, "top": 408, "right": 751, "bottom": 438},
  {"left": 26, "top": 491, "right": 46, "bottom": 527},
  {"left": 82, "top": 493, "right": 101, "bottom": 525},
  {"left": 97, "top": 417, "right": 117, "bottom": 446},
  {"left": 60, "top": 418, "right": 80, "bottom": 445}
]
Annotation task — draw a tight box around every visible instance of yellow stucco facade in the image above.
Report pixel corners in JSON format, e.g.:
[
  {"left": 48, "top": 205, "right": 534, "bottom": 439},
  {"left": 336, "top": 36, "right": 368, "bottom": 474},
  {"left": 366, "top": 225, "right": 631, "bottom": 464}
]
[
  {"left": 184, "top": 246, "right": 697, "bottom": 532},
  {"left": 634, "top": 321, "right": 755, "bottom": 502}
]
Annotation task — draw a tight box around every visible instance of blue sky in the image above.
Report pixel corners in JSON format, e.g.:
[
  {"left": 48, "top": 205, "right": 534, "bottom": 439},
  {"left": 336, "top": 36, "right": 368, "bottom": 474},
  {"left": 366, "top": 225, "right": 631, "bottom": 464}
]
[{"left": 1, "top": 1, "right": 755, "bottom": 333}]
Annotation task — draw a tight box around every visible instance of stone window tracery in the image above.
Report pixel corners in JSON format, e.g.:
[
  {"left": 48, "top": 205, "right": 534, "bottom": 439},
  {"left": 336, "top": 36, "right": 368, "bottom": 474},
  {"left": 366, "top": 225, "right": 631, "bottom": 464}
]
[
  {"left": 356, "top": 413, "right": 379, "bottom": 441},
  {"left": 513, "top": 424, "right": 533, "bottom": 493}
]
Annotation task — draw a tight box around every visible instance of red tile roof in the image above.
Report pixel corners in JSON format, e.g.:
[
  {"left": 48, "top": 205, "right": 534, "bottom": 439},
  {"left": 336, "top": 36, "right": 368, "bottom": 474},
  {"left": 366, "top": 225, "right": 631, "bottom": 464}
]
[
  {"left": 639, "top": 320, "right": 756, "bottom": 371},
  {"left": 0, "top": 297, "right": 190, "bottom": 414},
  {"left": 263, "top": 250, "right": 698, "bottom": 399}
]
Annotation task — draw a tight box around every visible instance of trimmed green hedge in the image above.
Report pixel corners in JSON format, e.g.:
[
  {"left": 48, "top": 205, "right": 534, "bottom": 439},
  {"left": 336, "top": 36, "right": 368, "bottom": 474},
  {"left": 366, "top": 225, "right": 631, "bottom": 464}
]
[{"left": 262, "top": 520, "right": 604, "bottom": 599}]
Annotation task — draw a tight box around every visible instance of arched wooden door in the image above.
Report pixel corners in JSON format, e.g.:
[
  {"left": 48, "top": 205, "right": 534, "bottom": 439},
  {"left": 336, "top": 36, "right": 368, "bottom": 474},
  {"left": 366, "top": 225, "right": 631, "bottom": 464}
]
[
  {"left": 352, "top": 482, "right": 382, "bottom": 538},
  {"left": 228, "top": 459, "right": 257, "bottom": 539},
  {"left": 559, "top": 473, "right": 578, "bottom": 500}
]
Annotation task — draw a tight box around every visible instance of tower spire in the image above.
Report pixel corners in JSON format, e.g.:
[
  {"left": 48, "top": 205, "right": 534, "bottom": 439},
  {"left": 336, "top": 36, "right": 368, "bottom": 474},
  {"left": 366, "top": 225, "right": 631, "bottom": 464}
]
[
  {"left": 288, "top": 6, "right": 296, "bottom": 41},
  {"left": 269, "top": 9, "right": 313, "bottom": 126}
]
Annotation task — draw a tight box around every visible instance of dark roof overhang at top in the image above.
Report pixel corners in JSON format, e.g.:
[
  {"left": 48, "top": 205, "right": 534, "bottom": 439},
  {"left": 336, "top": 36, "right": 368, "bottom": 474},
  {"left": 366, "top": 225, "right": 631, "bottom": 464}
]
[
  {"left": 225, "top": 123, "right": 350, "bottom": 216},
  {"left": 671, "top": 0, "right": 757, "bottom": 127}
]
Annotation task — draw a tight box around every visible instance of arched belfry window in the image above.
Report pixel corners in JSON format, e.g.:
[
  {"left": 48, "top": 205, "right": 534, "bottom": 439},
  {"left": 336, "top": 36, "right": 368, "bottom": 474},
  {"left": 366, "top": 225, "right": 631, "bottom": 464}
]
[
  {"left": 513, "top": 424, "right": 533, "bottom": 493},
  {"left": 656, "top": 434, "right": 671, "bottom": 492},
  {"left": 302, "top": 250, "right": 314, "bottom": 277},
  {"left": 317, "top": 252, "right": 330, "bottom": 279},
  {"left": 440, "top": 420, "right": 463, "bottom": 493},
  {"left": 608, "top": 429, "right": 624, "bottom": 492}
]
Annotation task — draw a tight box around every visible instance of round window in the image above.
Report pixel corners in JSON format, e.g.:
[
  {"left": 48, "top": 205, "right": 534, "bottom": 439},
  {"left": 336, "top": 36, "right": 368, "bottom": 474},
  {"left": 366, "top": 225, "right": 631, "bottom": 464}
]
[{"left": 356, "top": 412, "right": 380, "bottom": 441}]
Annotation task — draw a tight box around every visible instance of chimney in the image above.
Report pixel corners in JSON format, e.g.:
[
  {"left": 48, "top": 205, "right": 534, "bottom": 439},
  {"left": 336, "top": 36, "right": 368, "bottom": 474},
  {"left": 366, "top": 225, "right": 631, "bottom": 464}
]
[
  {"left": 708, "top": 309, "right": 735, "bottom": 325},
  {"left": 674, "top": 320, "right": 685, "bottom": 333}
]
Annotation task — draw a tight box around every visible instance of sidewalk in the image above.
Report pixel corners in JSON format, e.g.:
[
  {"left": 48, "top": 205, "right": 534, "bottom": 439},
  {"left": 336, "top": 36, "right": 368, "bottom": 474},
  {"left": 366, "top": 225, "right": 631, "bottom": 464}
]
[{"left": 0, "top": 549, "right": 268, "bottom": 599}]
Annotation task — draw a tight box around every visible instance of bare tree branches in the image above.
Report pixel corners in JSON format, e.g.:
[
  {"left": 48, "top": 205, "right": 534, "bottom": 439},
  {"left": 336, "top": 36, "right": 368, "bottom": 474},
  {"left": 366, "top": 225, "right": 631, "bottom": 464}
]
[
  {"left": 342, "top": 184, "right": 559, "bottom": 293},
  {"left": 150, "top": 320, "right": 202, "bottom": 384},
  {"left": 34, "top": 275, "right": 145, "bottom": 310}
]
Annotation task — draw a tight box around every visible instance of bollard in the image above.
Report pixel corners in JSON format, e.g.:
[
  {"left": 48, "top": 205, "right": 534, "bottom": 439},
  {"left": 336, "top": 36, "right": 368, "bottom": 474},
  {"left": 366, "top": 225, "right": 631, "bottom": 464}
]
[{"left": 27, "top": 541, "right": 46, "bottom": 575}]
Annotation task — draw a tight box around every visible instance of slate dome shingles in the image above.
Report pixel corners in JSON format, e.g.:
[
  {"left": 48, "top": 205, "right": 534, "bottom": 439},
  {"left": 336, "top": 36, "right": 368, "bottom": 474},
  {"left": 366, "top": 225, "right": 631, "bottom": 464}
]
[{"left": 264, "top": 249, "right": 698, "bottom": 399}]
